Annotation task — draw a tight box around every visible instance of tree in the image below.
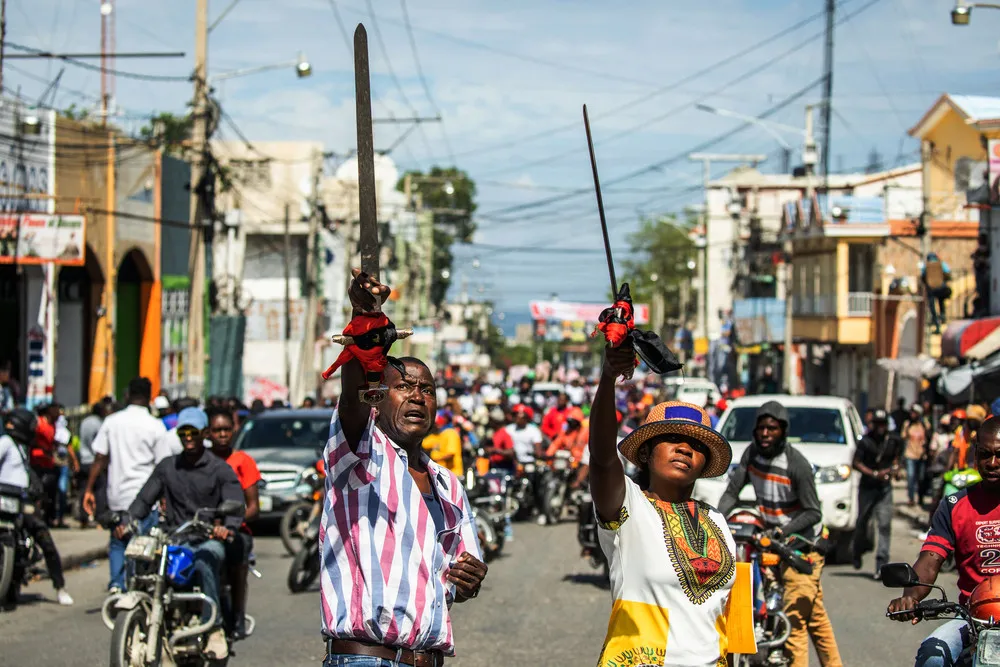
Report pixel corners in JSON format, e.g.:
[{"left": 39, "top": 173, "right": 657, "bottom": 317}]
[
  {"left": 59, "top": 104, "right": 91, "bottom": 122},
  {"left": 619, "top": 213, "right": 698, "bottom": 327},
  {"left": 139, "top": 112, "right": 193, "bottom": 155},
  {"left": 396, "top": 167, "right": 477, "bottom": 310}
]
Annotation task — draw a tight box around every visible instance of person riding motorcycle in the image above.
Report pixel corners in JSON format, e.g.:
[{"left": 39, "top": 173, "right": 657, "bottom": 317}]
[
  {"left": 0, "top": 408, "right": 74, "bottom": 609},
  {"left": 545, "top": 407, "right": 588, "bottom": 463},
  {"left": 120, "top": 407, "right": 244, "bottom": 659},
  {"left": 718, "top": 400, "right": 842, "bottom": 667},
  {"left": 888, "top": 415, "right": 1000, "bottom": 666}
]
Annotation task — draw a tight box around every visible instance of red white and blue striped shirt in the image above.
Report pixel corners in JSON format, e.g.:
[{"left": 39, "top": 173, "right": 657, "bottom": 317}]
[{"left": 320, "top": 410, "right": 481, "bottom": 654}]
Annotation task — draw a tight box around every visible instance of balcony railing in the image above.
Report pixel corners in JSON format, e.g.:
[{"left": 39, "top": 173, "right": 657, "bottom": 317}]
[{"left": 847, "top": 292, "right": 873, "bottom": 317}]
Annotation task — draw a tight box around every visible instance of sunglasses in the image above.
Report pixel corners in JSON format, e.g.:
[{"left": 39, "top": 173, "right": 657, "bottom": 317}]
[{"left": 177, "top": 426, "right": 201, "bottom": 440}]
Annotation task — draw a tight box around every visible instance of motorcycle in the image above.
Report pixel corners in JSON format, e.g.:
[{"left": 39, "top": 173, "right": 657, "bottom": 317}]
[
  {"left": 279, "top": 466, "right": 324, "bottom": 557},
  {"left": 944, "top": 467, "right": 982, "bottom": 497},
  {"left": 575, "top": 484, "right": 609, "bottom": 583},
  {"left": 464, "top": 458, "right": 510, "bottom": 562},
  {"left": 287, "top": 511, "right": 321, "bottom": 594},
  {"left": 538, "top": 450, "right": 575, "bottom": 526},
  {"left": 727, "top": 508, "right": 815, "bottom": 667},
  {"left": 882, "top": 561, "right": 1000, "bottom": 666},
  {"left": 105, "top": 500, "right": 253, "bottom": 667},
  {"left": 0, "top": 483, "right": 44, "bottom": 609}
]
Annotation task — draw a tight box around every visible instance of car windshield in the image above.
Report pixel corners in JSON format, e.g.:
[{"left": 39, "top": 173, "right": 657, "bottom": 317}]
[
  {"left": 234, "top": 414, "right": 331, "bottom": 450},
  {"left": 719, "top": 406, "right": 848, "bottom": 444}
]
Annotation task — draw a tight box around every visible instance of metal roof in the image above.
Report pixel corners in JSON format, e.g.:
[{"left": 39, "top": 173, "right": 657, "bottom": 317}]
[{"left": 949, "top": 95, "right": 1000, "bottom": 121}]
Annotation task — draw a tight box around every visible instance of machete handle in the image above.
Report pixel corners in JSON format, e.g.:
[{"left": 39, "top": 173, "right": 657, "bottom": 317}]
[{"left": 332, "top": 329, "right": 413, "bottom": 346}]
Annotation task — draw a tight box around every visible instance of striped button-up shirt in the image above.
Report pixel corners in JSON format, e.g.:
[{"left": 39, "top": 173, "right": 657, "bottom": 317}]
[{"left": 320, "top": 410, "right": 481, "bottom": 655}]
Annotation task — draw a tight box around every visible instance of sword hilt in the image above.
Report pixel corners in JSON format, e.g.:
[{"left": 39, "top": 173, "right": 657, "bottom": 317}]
[{"left": 332, "top": 328, "right": 413, "bottom": 347}]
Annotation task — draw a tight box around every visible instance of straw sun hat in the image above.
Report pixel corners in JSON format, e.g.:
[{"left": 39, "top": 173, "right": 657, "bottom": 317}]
[{"left": 618, "top": 401, "right": 732, "bottom": 478}]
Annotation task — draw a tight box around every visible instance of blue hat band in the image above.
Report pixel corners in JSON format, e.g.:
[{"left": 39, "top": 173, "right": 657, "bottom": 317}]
[{"left": 662, "top": 405, "right": 704, "bottom": 424}]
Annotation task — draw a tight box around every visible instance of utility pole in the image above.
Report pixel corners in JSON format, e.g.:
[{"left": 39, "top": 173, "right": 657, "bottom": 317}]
[
  {"left": 688, "top": 152, "right": 767, "bottom": 374},
  {"left": 820, "top": 0, "right": 835, "bottom": 187},
  {"left": 297, "top": 150, "right": 323, "bottom": 403},
  {"left": 782, "top": 106, "right": 817, "bottom": 395},
  {"left": 283, "top": 202, "right": 292, "bottom": 400},
  {"left": 0, "top": 0, "right": 7, "bottom": 94},
  {"left": 186, "top": 0, "right": 209, "bottom": 397},
  {"left": 920, "top": 139, "right": 933, "bottom": 354}
]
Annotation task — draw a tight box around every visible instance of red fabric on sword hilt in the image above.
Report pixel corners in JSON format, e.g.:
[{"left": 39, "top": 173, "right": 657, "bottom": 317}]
[
  {"left": 321, "top": 312, "right": 400, "bottom": 380},
  {"left": 592, "top": 283, "right": 636, "bottom": 349}
]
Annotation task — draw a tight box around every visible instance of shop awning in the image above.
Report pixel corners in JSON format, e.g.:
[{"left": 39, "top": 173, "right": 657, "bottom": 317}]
[
  {"left": 937, "top": 350, "right": 1000, "bottom": 402},
  {"left": 941, "top": 317, "right": 1000, "bottom": 359}
]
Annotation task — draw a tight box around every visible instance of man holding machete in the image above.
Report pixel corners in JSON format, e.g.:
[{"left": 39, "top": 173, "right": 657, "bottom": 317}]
[{"left": 319, "top": 25, "right": 486, "bottom": 667}]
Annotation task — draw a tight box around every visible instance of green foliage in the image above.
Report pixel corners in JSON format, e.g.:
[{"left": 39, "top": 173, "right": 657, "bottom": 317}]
[
  {"left": 139, "top": 112, "right": 193, "bottom": 155},
  {"left": 395, "top": 166, "right": 477, "bottom": 310},
  {"left": 59, "top": 104, "right": 91, "bottom": 122},
  {"left": 619, "top": 212, "right": 698, "bottom": 320}
]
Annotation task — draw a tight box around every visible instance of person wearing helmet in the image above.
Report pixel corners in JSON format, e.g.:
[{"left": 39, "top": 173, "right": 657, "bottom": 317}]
[
  {"left": 888, "top": 416, "right": 1000, "bottom": 666},
  {"left": 719, "top": 400, "right": 841, "bottom": 667},
  {"left": 852, "top": 409, "right": 904, "bottom": 579},
  {"left": 0, "top": 409, "right": 74, "bottom": 609},
  {"left": 545, "top": 407, "right": 588, "bottom": 462}
]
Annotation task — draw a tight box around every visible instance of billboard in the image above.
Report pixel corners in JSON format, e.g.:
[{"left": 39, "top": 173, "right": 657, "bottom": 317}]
[
  {"left": 529, "top": 300, "right": 649, "bottom": 325},
  {"left": 732, "top": 298, "right": 785, "bottom": 345},
  {"left": 0, "top": 214, "right": 85, "bottom": 265}
]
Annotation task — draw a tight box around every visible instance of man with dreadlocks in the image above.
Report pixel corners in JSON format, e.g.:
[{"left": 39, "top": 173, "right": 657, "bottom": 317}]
[{"left": 319, "top": 269, "right": 488, "bottom": 667}]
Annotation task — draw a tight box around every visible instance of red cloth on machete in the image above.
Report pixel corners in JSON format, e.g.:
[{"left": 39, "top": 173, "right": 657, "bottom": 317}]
[
  {"left": 592, "top": 283, "right": 683, "bottom": 375},
  {"left": 321, "top": 312, "right": 399, "bottom": 380}
]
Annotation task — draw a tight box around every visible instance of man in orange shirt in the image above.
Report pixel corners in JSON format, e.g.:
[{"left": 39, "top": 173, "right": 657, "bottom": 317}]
[
  {"left": 545, "top": 407, "right": 588, "bottom": 463},
  {"left": 205, "top": 405, "right": 260, "bottom": 638},
  {"left": 541, "top": 393, "right": 570, "bottom": 441}
]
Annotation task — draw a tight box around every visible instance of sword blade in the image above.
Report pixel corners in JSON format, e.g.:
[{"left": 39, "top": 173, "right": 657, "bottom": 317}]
[
  {"left": 583, "top": 104, "right": 618, "bottom": 298},
  {"left": 354, "top": 24, "right": 379, "bottom": 280}
]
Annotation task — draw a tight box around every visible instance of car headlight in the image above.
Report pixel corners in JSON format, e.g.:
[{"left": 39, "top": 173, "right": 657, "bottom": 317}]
[{"left": 815, "top": 464, "right": 852, "bottom": 484}]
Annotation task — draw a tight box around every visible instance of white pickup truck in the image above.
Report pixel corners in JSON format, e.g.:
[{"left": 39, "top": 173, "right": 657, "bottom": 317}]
[{"left": 693, "top": 394, "right": 865, "bottom": 561}]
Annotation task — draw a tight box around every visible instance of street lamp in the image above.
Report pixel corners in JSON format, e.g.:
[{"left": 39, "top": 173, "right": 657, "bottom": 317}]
[
  {"left": 952, "top": 1, "right": 1000, "bottom": 24},
  {"left": 210, "top": 52, "right": 312, "bottom": 84}
]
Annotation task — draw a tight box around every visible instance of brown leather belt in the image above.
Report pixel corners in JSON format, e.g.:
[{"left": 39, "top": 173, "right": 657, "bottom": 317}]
[{"left": 327, "top": 639, "right": 446, "bottom": 667}]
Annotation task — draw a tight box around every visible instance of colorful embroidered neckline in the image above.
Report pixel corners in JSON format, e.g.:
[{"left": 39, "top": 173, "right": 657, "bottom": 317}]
[{"left": 645, "top": 495, "right": 734, "bottom": 605}]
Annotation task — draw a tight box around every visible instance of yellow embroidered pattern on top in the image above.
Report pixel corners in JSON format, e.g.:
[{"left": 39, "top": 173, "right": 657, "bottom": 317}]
[{"left": 648, "top": 497, "right": 734, "bottom": 605}]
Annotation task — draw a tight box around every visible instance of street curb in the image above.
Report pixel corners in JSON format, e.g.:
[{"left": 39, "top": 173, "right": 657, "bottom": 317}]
[{"left": 62, "top": 545, "right": 108, "bottom": 571}]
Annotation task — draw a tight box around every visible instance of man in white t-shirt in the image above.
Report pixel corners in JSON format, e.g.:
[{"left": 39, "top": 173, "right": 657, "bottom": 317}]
[
  {"left": 504, "top": 405, "right": 543, "bottom": 464},
  {"left": 82, "top": 377, "right": 171, "bottom": 593}
]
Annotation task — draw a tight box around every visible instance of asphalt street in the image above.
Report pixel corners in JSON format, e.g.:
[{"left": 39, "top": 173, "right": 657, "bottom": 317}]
[{"left": 0, "top": 514, "right": 957, "bottom": 667}]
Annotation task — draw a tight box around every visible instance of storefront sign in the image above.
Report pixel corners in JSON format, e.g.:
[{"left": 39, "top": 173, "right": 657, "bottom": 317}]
[{"left": 0, "top": 214, "right": 85, "bottom": 265}]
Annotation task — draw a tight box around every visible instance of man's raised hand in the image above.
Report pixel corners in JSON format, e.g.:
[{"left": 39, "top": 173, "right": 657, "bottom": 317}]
[{"left": 349, "top": 268, "right": 390, "bottom": 314}]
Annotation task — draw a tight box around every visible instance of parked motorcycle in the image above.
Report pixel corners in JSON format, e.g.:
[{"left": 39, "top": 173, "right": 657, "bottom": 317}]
[
  {"left": 105, "top": 500, "right": 253, "bottom": 667},
  {"left": 287, "top": 511, "right": 321, "bottom": 594},
  {"left": 279, "top": 467, "right": 324, "bottom": 557},
  {"left": 0, "top": 483, "right": 44, "bottom": 609},
  {"left": 727, "top": 508, "right": 814, "bottom": 667},
  {"left": 882, "top": 561, "right": 1000, "bottom": 666},
  {"left": 538, "top": 450, "right": 575, "bottom": 526}
]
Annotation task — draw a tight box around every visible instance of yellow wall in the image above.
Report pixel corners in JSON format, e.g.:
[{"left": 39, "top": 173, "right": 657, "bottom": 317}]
[{"left": 921, "top": 105, "right": 1000, "bottom": 219}]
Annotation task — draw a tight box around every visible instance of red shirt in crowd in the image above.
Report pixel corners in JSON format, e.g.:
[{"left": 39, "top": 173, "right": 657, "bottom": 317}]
[
  {"left": 541, "top": 407, "right": 568, "bottom": 441},
  {"left": 225, "top": 450, "right": 262, "bottom": 533},
  {"left": 30, "top": 417, "right": 56, "bottom": 469}
]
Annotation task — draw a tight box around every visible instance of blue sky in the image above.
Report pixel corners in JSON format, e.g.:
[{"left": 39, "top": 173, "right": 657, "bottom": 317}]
[{"left": 10, "top": 0, "right": 1000, "bottom": 322}]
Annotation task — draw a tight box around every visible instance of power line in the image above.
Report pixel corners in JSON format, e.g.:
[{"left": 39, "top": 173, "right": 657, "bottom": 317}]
[
  {"left": 398, "top": 0, "right": 456, "bottom": 165},
  {"left": 421, "top": 1, "right": 844, "bottom": 165},
  {"left": 479, "top": 76, "right": 824, "bottom": 221},
  {"left": 6, "top": 41, "right": 190, "bottom": 82}
]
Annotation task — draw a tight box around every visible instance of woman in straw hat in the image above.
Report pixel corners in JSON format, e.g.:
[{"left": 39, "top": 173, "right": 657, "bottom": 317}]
[{"left": 590, "top": 345, "right": 751, "bottom": 667}]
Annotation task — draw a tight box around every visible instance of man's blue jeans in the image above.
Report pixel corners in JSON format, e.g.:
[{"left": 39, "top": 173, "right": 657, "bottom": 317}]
[
  {"left": 186, "top": 539, "right": 226, "bottom": 627},
  {"left": 109, "top": 513, "right": 158, "bottom": 591},
  {"left": 905, "top": 457, "right": 927, "bottom": 504},
  {"left": 915, "top": 619, "right": 973, "bottom": 667}
]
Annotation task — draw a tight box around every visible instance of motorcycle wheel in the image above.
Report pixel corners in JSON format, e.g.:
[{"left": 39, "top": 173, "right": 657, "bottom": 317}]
[
  {"left": 110, "top": 606, "right": 153, "bottom": 667},
  {"left": 279, "top": 502, "right": 314, "bottom": 556},
  {"left": 542, "top": 484, "right": 564, "bottom": 526},
  {"left": 287, "top": 545, "right": 321, "bottom": 594},
  {"left": 475, "top": 514, "right": 498, "bottom": 562},
  {"left": 0, "top": 543, "right": 14, "bottom": 605}
]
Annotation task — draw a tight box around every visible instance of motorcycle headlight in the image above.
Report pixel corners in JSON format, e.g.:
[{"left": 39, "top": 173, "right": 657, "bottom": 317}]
[
  {"left": 953, "top": 474, "right": 969, "bottom": 489},
  {"left": 0, "top": 495, "right": 20, "bottom": 514},
  {"left": 814, "top": 464, "right": 852, "bottom": 484}
]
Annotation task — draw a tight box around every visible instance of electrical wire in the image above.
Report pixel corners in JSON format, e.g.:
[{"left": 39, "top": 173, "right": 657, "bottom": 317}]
[
  {"left": 6, "top": 42, "right": 190, "bottom": 82},
  {"left": 398, "top": 0, "right": 456, "bottom": 165}
]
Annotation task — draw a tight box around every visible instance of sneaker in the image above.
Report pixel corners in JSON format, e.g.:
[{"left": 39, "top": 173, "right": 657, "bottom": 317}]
[
  {"left": 536, "top": 515, "right": 547, "bottom": 526},
  {"left": 107, "top": 586, "right": 123, "bottom": 596},
  {"left": 205, "top": 628, "right": 229, "bottom": 660},
  {"left": 873, "top": 569, "right": 882, "bottom": 581},
  {"left": 56, "top": 589, "right": 74, "bottom": 606},
  {"left": 917, "top": 530, "right": 929, "bottom": 542}
]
